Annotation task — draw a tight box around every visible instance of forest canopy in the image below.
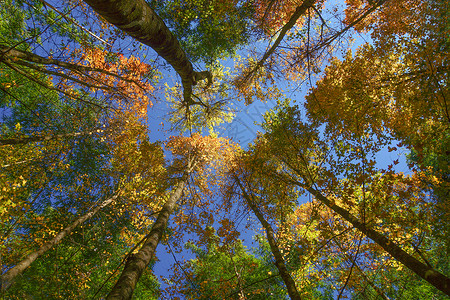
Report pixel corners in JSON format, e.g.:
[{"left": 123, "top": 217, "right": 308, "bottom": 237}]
[{"left": 0, "top": 0, "right": 449, "bottom": 299}]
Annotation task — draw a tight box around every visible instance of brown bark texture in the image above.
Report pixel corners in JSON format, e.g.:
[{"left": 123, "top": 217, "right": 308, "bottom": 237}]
[
  {"left": 82, "top": 0, "right": 211, "bottom": 103},
  {"left": 303, "top": 185, "right": 450, "bottom": 296},
  {"left": 106, "top": 175, "right": 188, "bottom": 300}
]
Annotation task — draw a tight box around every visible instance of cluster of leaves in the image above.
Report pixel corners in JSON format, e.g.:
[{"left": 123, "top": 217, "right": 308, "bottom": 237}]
[
  {"left": 168, "top": 231, "right": 288, "bottom": 299},
  {"left": 166, "top": 63, "right": 235, "bottom": 133},
  {"left": 151, "top": 0, "right": 255, "bottom": 63}
]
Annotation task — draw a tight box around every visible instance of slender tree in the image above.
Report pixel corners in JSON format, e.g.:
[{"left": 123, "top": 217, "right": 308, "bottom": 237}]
[
  {"left": 302, "top": 184, "right": 450, "bottom": 296},
  {"left": 107, "top": 133, "right": 236, "bottom": 298},
  {"left": 106, "top": 174, "right": 189, "bottom": 300},
  {"left": 235, "top": 177, "right": 302, "bottom": 300},
  {"left": 1, "top": 195, "right": 117, "bottom": 291},
  {"left": 258, "top": 102, "right": 450, "bottom": 296}
]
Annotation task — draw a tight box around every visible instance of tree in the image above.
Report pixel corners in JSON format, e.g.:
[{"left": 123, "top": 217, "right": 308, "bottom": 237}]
[
  {"left": 83, "top": 0, "right": 212, "bottom": 104},
  {"left": 254, "top": 101, "right": 450, "bottom": 296},
  {"left": 305, "top": 0, "right": 449, "bottom": 261},
  {"left": 0, "top": 2, "right": 163, "bottom": 295},
  {"left": 233, "top": 174, "right": 301, "bottom": 299},
  {"left": 150, "top": 0, "right": 255, "bottom": 63},
  {"left": 1, "top": 194, "right": 117, "bottom": 291},
  {"left": 106, "top": 134, "right": 237, "bottom": 299},
  {"left": 106, "top": 174, "right": 189, "bottom": 300},
  {"left": 166, "top": 63, "right": 235, "bottom": 134}
]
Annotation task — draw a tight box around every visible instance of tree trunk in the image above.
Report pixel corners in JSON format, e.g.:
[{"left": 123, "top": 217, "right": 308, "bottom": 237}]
[
  {"left": 0, "top": 195, "right": 117, "bottom": 291},
  {"left": 302, "top": 184, "right": 450, "bottom": 296},
  {"left": 230, "top": 253, "right": 246, "bottom": 300},
  {"left": 106, "top": 173, "right": 189, "bottom": 300},
  {"left": 236, "top": 177, "right": 302, "bottom": 300},
  {"left": 82, "top": 0, "right": 211, "bottom": 103}
]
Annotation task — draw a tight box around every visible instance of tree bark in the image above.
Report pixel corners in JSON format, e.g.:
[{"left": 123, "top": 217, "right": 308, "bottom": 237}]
[
  {"left": 255, "top": 0, "right": 315, "bottom": 73},
  {"left": 82, "top": 0, "right": 212, "bottom": 103},
  {"left": 229, "top": 252, "right": 246, "bottom": 300},
  {"left": 236, "top": 177, "right": 302, "bottom": 300},
  {"left": 300, "top": 184, "right": 450, "bottom": 296},
  {"left": 106, "top": 173, "right": 189, "bottom": 300},
  {"left": 0, "top": 195, "right": 117, "bottom": 291}
]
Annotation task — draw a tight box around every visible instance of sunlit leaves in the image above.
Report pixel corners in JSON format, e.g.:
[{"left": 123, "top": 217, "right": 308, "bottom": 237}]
[
  {"left": 233, "top": 56, "right": 286, "bottom": 105},
  {"left": 77, "top": 46, "right": 156, "bottom": 111},
  {"left": 151, "top": 0, "right": 254, "bottom": 63},
  {"left": 166, "top": 63, "right": 234, "bottom": 133},
  {"left": 166, "top": 133, "right": 239, "bottom": 190},
  {"left": 167, "top": 234, "right": 286, "bottom": 299},
  {"left": 0, "top": 0, "right": 28, "bottom": 45}
]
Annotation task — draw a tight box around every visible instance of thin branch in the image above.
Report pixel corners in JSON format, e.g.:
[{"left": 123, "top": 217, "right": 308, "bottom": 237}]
[
  {"left": 12, "top": 59, "right": 109, "bottom": 91},
  {"left": 0, "top": 86, "right": 50, "bottom": 128},
  {"left": 0, "top": 44, "right": 146, "bottom": 89},
  {"left": 337, "top": 233, "right": 363, "bottom": 299},
  {"left": 241, "top": 0, "right": 316, "bottom": 84},
  {"left": 36, "top": 0, "right": 112, "bottom": 46},
  {"left": 310, "top": 0, "right": 387, "bottom": 53},
  {"left": 2, "top": 59, "right": 107, "bottom": 109},
  {"left": 224, "top": 274, "right": 280, "bottom": 300}
]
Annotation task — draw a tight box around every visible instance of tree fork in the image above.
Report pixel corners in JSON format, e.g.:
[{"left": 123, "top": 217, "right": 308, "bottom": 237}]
[{"left": 83, "top": 0, "right": 212, "bottom": 103}]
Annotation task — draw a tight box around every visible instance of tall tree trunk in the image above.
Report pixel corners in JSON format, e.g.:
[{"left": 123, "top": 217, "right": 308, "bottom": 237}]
[
  {"left": 106, "top": 173, "right": 189, "bottom": 300},
  {"left": 0, "top": 127, "right": 106, "bottom": 146},
  {"left": 82, "top": 0, "right": 212, "bottom": 103},
  {"left": 0, "top": 195, "right": 117, "bottom": 291},
  {"left": 300, "top": 183, "right": 450, "bottom": 296},
  {"left": 235, "top": 177, "right": 302, "bottom": 300}
]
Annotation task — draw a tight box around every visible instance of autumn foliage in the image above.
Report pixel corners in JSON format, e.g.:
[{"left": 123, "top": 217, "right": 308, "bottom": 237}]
[{"left": 1, "top": 0, "right": 449, "bottom": 298}]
